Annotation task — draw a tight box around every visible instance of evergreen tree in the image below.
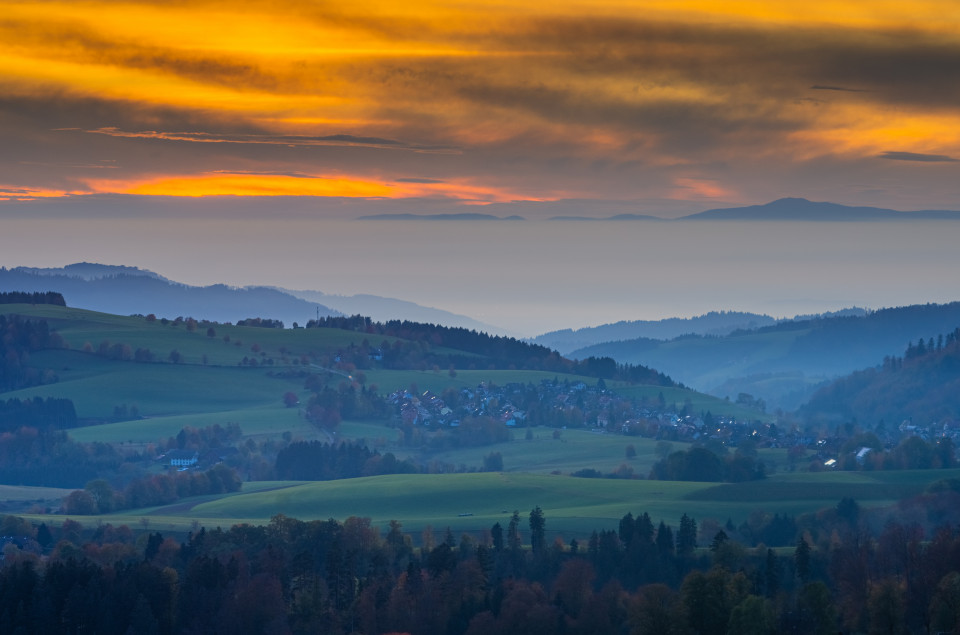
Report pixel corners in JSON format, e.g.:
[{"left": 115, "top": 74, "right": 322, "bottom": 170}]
[
  {"left": 795, "top": 537, "right": 811, "bottom": 583},
  {"left": 636, "top": 512, "right": 655, "bottom": 545},
  {"left": 529, "top": 506, "right": 546, "bottom": 555},
  {"left": 491, "top": 522, "right": 504, "bottom": 552},
  {"left": 656, "top": 521, "right": 675, "bottom": 557},
  {"left": 507, "top": 511, "right": 522, "bottom": 551},
  {"left": 677, "top": 514, "right": 698, "bottom": 557},
  {"left": 710, "top": 530, "right": 729, "bottom": 552},
  {"left": 619, "top": 512, "right": 635, "bottom": 546},
  {"left": 764, "top": 548, "right": 780, "bottom": 597}
]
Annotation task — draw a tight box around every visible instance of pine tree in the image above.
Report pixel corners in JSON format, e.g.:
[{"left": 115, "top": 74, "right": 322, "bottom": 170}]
[
  {"left": 677, "top": 514, "right": 698, "bottom": 557},
  {"left": 656, "top": 521, "right": 675, "bottom": 557},
  {"left": 529, "top": 506, "right": 546, "bottom": 555},
  {"left": 795, "top": 537, "right": 811, "bottom": 583}
]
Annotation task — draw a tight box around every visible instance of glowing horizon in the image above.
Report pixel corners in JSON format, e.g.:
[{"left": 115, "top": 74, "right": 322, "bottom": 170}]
[{"left": 1, "top": 0, "right": 957, "bottom": 209}]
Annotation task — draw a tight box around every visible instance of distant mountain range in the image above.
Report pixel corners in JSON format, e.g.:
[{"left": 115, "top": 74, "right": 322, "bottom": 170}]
[
  {"left": 280, "top": 288, "right": 505, "bottom": 333},
  {"left": 675, "top": 197, "right": 960, "bottom": 221},
  {"left": 353, "top": 198, "right": 960, "bottom": 221},
  {"left": 559, "top": 303, "right": 960, "bottom": 412},
  {"left": 0, "top": 264, "right": 507, "bottom": 333},
  {"left": 532, "top": 311, "right": 779, "bottom": 354},
  {"left": 530, "top": 309, "right": 867, "bottom": 355},
  {"left": 549, "top": 198, "right": 960, "bottom": 221},
  {"left": 357, "top": 213, "right": 525, "bottom": 221}
]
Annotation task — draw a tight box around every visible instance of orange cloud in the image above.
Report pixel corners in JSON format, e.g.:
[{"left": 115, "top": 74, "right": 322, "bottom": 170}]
[
  {"left": 91, "top": 174, "right": 395, "bottom": 198},
  {"left": 391, "top": 179, "right": 560, "bottom": 204},
  {"left": 0, "top": 186, "right": 86, "bottom": 201},
  {"left": 3, "top": 0, "right": 959, "bottom": 207},
  {"left": 77, "top": 172, "right": 545, "bottom": 203},
  {"left": 785, "top": 107, "right": 960, "bottom": 160},
  {"left": 670, "top": 177, "right": 739, "bottom": 201}
]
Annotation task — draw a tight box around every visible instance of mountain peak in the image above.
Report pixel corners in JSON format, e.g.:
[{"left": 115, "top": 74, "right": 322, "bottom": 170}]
[{"left": 679, "top": 198, "right": 960, "bottom": 221}]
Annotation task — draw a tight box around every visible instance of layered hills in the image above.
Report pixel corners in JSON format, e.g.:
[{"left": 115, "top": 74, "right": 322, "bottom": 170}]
[
  {"left": 0, "top": 263, "right": 504, "bottom": 334},
  {"left": 563, "top": 303, "right": 960, "bottom": 411}
]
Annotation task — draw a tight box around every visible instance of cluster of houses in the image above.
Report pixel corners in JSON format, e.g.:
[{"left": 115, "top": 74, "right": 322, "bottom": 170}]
[
  {"left": 386, "top": 378, "right": 959, "bottom": 468},
  {"left": 386, "top": 378, "right": 758, "bottom": 441}
]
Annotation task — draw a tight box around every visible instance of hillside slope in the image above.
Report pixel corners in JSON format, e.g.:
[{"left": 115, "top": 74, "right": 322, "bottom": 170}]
[
  {"left": 800, "top": 328, "right": 960, "bottom": 426},
  {"left": 568, "top": 303, "right": 960, "bottom": 410},
  {"left": 0, "top": 264, "right": 507, "bottom": 333},
  {"left": 531, "top": 311, "right": 778, "bottom": 354}
]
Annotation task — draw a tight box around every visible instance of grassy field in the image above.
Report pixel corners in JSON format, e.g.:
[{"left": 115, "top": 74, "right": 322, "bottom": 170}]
[
  {"left": 334, "top": 420, "right": 789, "bottom": 476},
  {"left": 29, "top": 467, "right": 952, "bottom": 541},
  {"left": 6, "top": 302, "right": 930, "bottom": 542},
  {"left": 67, "top": 406, "right": 316, "bottom": 444},
  {"left": 3, "top": 304, "right": 761, "bottom": 447},
  {"left": 7, "top": 303, "right": 766, "bottom": 411},
  {"left": 0, "top": 485, "right": 75, "bottom": 503},
  {"left": 7, "top": 350, "right": 307, "bottom": 418}
]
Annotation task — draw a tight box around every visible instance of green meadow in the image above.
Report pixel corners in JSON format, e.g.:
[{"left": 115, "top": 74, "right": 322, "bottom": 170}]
[
  {"left": 4, "top": 303, "right": 935, "bottom": 538},
  {"left": 29, "top": 468, "right": 952, "bottom": 541},
  {"left": 0, "top": 484, "right": 75, "bottom": 503}
]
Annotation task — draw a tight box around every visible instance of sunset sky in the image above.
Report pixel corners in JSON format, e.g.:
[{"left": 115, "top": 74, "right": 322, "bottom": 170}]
[
  {"left": 2, "top": 0, "right": 959, "bottom": 214},
  {"left": 2, "top": 1, "right": 960, "bottom": 332}
]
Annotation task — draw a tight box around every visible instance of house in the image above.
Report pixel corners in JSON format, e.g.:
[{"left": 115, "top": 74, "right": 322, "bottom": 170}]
[{"left": 167, "top": 449, "right": 199, "bottom": 468}]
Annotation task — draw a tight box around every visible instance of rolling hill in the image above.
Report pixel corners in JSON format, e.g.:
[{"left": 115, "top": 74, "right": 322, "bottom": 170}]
[
  {"left": 0, "top": 263, "right": 507, "bottom": 333},
  {"left": 567, "top": 302, "right": 960, "bottom": 410},
  {"left": 800, "top": 327, "right": 960, "bottom": 426},
  {"left": 0, "top": 303, "right": 753, "bottom": 439}
]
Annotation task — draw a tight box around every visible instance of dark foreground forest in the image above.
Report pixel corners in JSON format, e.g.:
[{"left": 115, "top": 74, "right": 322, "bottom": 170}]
[{"left": 4, "top": 486, "right": 960, "bottom": 634}]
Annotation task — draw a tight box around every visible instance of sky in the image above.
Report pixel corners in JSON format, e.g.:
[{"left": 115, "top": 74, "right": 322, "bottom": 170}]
[
  {"left": 2, "top": 0, "right": 959, "bottom": 212},
  {"left": 2, "top": 1, "right": 959, "bottom": 333}
]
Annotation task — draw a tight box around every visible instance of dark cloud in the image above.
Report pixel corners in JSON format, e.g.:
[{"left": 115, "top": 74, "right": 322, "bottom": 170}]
[
  {"left": 878, "top": 151, "right": 958, "bottom": 163},
  {"left": 336, "top": 18, "right": 960, "bottom": 163},
  {"left": 395, "top": 178, "right": 446, "bottom": 184},
  {"left": 421, "top": 17, "right": 960, "bottom": 110},
  {"left": 811, "top": 85, "right": 870, "bottom": 92},
  {"left": 83, "top": 128, "right": 455, "bottom": 152},
  {"left": 208, "top": 170, "right": 314, "bottom": 178}
]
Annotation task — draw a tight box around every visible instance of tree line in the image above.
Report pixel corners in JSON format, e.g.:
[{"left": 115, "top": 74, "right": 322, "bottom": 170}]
[
  {"left": 649, "top": 445, "right": 766, "bottom": 482},
  {"left": 802, "top": 326, "right": 960, "bottom": 426},
  {"left": 308, "top": 315, "right": 675, "bottom": 384},
  {"left": 7, "top": 486, "right": 960, "bottom": 633},
  {"left": 0, "top": 314, "right": 66, "bottom": 391},
  {"left": 61, "top": 464, "right": 242, "bottom": 515},
  {"left": 0, "top": 397, "right": 77, "bottom": 432},
  {"left": 0, "top": 291, "right": 66, "bottom": 306},
  {"left": 274, "top": 441, "right": 419, "bottom": 480}
]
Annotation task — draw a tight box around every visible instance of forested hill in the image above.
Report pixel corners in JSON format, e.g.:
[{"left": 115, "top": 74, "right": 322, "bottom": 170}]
[
  {"left": 0, "top": 314, "right": 66, "bottom": 391},
  {"left": 564, "top": 302, "right": 960, "bottom": 409},
  {"left": 531, "top": 311, "right": 779, "bottom": 354},
  {"left": 0, "top": 264, "right": 507, "bottom": 333},
  {"left": 0, "top": 266, "right": 340, "bottom": 326},
  {"left": 800, "top": 327, "right": 960, "bottom": 426},
  {"left": 307, "top": 315, "right": 676, "bottom": 385}
]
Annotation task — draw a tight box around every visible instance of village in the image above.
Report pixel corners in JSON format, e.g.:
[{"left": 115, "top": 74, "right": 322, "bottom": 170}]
[{"left": 387, "top": 377, "right": 960, "bottom": 471}]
